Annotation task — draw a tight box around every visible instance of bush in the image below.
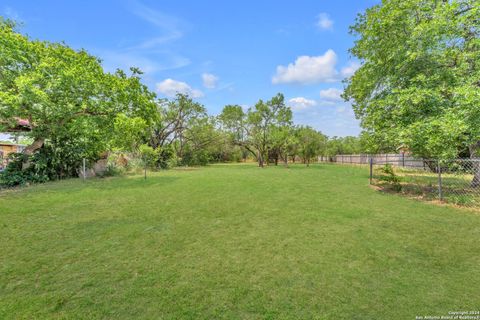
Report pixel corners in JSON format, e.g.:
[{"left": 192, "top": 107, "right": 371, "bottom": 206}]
[
  {"left": 0, "top": 140, "right": 102, "bottom": 187},
  {"left": 0, "top": 152, "right": 52, "bottom": 187},
  {"left": 100, "top": 162, "right": 123, "bottom": 177},
  {"left": 377, "top": 164, "right": 402, "bottom": 191},
  {"left": 156, "top": 145, "right": 175, "bottom": 169},
  {"left": 139, "top": 144, "right": 158, "bottom": 169}
]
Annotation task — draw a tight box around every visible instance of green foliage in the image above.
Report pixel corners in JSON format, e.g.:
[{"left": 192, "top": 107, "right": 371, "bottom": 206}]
[
  {"left": 0, "top": 136, "right": 100, "bottom": 187},
  {"left": 219, "top": 93, "right": 294, "bottom": 167},
  {"left": 377, "top": 164, "right": 402, "bottom": 191},
  {"left": 325, "top": 136, "right": 363, "bottom": 156},
  {"left": 344, "top": 0, "right": 480, "bottom": 159},
  {"left": 100, "top": 163, "right": 123, "bottom": 178},
  {"left": 156, "top": 145, "right": 175, "bottom": 169},
  {"left": 139, "top": 144, "right": 158, "bottom": 169},
  {"left": 295, "top": 126, "right": 327, "bottom": 165},
  {"left": 113, "top": 114, "right": 149, "bottom": 153},
  {"left": 0, "top": 19, "right": 157, "bottom": 184}
]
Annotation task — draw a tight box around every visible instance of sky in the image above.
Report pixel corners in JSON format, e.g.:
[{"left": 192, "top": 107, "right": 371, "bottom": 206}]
[{"left": 1, "top": 0, "right": 380, "bottom": 138}]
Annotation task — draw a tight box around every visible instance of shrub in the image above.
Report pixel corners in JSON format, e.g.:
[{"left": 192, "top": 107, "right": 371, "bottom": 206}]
[
  {"left": 0, "top": 152, "right": 52, "bottom": 187},
  {"left": 99, "top": 162, "right": 123, "bottom": 177},
  {"left": 156, "top": 145, "right": 175, "bottom": 169},
  {"left": 377, "top": 164, "right": 402, "bottom": 191},
  {"left": 139, "top": 144, "right": 158, "bottom": 169}
]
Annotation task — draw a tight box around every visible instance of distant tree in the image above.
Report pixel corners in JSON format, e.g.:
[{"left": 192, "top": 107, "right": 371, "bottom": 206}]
[
  {"left": 296, "top": 126, "right": 327, "bottom": 166},
  {"left": 247, "top": 94, "right": 292, "bottom": 167},
  {"left": 149, "top": 94, "right": 206, "bottom": 162},
  {"left": 180, "top": 116, "right": 222, "bottom": 166},
  {"left": 270, "top": 125, "right": 294, "bottom": 166},
  {"left": 325, "top": 136, "right": 363, "bottom": 157},
  {"left": 218, "top": 105, "right": 257, "bottom": 160},
  {"left": 219, "top": 94, "right": 292, "bottom": 167}
]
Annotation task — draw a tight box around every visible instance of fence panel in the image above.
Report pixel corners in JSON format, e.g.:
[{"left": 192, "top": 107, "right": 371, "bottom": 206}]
[
  {"left": 319, "top": 154, "right": 480, "bottom": 209},
  {"left": 371, "top": 158, "right": 480, "bottom": 209}
]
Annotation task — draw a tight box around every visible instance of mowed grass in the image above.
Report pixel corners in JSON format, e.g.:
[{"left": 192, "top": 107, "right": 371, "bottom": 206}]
[{"left": 1, "top": 164, "right": 479, "bottom": 319}]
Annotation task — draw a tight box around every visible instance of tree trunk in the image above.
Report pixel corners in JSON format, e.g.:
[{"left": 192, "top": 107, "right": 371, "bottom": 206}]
[
  {"left": 23, "top": 137, "right": 45, "bottom": 156},
  {"left": 284, "top": 153, "right": 288, "bottom": 167},
  {"left": 258, "top": 151, "right": 264, "bottom": 167},
  {"left": 21, "top": 137, "right": 45, "bottom": 170},
  {"left": 470, "top": 141, "right": 480, "bottom": 188}
]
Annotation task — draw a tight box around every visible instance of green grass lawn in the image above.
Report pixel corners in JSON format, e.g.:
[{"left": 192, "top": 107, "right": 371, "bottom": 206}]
[{"left": 1, "top": 164, "right": 479, "bottom": 319}]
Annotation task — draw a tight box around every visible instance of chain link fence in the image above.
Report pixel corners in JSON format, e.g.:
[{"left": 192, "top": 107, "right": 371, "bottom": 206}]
[{"left": 319, "top": 154, "right": 480, "bottom": 209}]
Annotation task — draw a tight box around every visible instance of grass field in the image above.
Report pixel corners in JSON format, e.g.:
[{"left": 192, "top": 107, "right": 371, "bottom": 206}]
[{"left": 1, "top": 164, "right": 480, "bottom": 319}]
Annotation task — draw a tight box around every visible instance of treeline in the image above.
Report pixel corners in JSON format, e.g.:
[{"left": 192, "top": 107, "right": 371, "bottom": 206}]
[
  {"left": 113, "top": 92, "right": 364, "bottom": 169},
  {"left": 0, "top": 19, "right": 363, "bottom": 186}
]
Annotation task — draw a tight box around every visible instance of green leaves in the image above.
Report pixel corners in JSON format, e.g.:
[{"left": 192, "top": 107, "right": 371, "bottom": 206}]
[
  {"left": 295, "top": 126, "right": 327, "bottom": 165},
  {"left": 0, "top": 19, "right": 158, "bottom": 183},
  {"left": 345, "top": 0, "right": 480, "bottom": 158}
]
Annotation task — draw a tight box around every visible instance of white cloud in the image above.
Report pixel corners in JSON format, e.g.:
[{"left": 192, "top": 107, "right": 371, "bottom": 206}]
[
  {"left": 129, "top": 2, "right": 185, "bottom": 47},
  {"left": 202, "top": 73, "right": 219, "bottom": 89},
  {"left": 272, "top": 50, "right": 339, "bottom": 84},
  {"left": 96, "top": 3, "right": 189, "bottom": 75},
  {"left": 316, "top": 13, "right": 333, "bottom": 30},
  {"left": 288, "top": 97, "right": 317, "bottom": 111},
  {"left": 156, "top": 79, "right": 204, "bottom": 98},
  {"left": 320, "top": 88, "right": 343, "bottom": 101},
  {"left": 341, "top": 61, "right": 361, "bottom": 78}
]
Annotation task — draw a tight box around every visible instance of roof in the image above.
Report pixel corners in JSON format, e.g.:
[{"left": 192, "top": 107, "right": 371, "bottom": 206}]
[
  {"left": 0, "top": 142, "right": 26, "bottom": 147},
  {"left": 1, "top": 118, "right": 32, "bottom": 132}
]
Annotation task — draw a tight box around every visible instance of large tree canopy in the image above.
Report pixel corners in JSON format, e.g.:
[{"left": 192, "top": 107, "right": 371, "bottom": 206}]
[
  {"left": 219, "top": 93, "right": 293, "bottom": 167},
  {"left": 0, "top": 19, "right": 158, "bottom": 183},
  {"left": 0, "top": 19, "right": 157, "bottom": 158},
  {"left": 344, "top": 0, "right": 480, "bottom": 159}
]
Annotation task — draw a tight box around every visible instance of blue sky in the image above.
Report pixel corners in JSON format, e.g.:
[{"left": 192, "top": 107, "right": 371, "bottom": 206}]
[{"left": 2, "top": 0, "right": 379, "bottom": 137}]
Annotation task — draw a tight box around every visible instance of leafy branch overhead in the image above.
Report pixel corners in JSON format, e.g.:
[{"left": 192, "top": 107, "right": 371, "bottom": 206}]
[{"left": 344, "top": 0, "right": 480, "bottom": 160}]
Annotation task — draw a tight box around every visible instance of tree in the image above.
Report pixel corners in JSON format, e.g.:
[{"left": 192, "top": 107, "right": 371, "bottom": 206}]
[
  {"left": 0, "top": 19, "right": 157, "bottom": 183},
  {"left": 112, "top": 113, "right": 149, "bottom": 154},
  {"left": 180, "top": 116, "right": 222, "bottom": 166},
  {"left": 270, "top": 125, "right": 294, "bottom": 166},
  {"left": 219, "top": 94, "right": 293, "bottom": 167},
  {"left": 218, "top": 105, "right": 257, "bottom": 161},
  {"left": 343, "top": 0, "right": 480, "bottom": 184},
  {"left": 325, "top": 136, "right": 363, "bottom": 157},
  {"left": 296, "top": 126, "right": 327, "bottom": 166},
  {"left": 247, "top": 93, "right": 292, "bottom": 167},
  {"left": 149, "top": 94, "right": 206, "bottom": 161}
]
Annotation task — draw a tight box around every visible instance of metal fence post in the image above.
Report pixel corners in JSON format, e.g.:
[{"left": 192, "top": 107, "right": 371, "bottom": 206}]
[
  {"left": 82, "top": 158, "right": 86, "bottom": 182},
  {"left": 437, "top": 161, "right": 443, "bottom": 201},
  {"left": 369, "top": 157, "right": 373, "bottom": 184}
]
